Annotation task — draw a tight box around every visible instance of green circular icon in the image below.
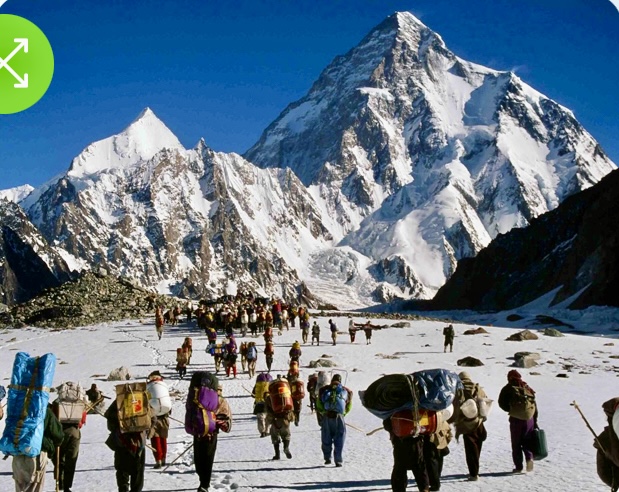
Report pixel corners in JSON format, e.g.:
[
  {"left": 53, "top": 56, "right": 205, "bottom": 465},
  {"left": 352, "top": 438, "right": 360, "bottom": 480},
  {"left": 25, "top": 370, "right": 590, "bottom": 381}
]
[{"left": 0, "top": 14, "right": 54, "bottom": 114}]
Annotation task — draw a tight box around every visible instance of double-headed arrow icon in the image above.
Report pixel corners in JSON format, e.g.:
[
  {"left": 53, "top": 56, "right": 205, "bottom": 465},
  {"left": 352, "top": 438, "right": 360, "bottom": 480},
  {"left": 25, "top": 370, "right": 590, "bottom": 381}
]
[{"left": 0, "top": 38, "right": 29, "bottom": 88}]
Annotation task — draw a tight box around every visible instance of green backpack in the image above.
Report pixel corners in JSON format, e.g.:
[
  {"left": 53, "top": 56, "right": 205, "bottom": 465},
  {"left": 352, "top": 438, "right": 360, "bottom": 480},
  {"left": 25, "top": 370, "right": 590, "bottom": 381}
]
[{"left": 510, "top": 385, "right": 536, "bottom": 420}]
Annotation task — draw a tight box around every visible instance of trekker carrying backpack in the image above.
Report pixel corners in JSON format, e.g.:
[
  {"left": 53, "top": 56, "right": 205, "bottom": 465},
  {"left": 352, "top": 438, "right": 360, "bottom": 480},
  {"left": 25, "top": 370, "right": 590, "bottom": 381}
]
[
  {"left": 594, "top": 397, "right": 619, "bottom": 491},
  {"left": 443, "top": 324, "right": 455, "bottom": 352},
  {"left": 498, "top": 369, "right": 537, "bottom": 474},
  {"left": 316, "top": 374, "right": 352, "bottom": 467},
  {"left": 185, "top": 372, "right": 232, "bottom": 492},
  {"left": 449, "top": 371, "right": 490, "bottom": 481},
  {"left": 246, "top": 342, "right": 258, "bottom": 377},
  {"left": 329, "top": 319, "right": 338, "bottom": 346}
]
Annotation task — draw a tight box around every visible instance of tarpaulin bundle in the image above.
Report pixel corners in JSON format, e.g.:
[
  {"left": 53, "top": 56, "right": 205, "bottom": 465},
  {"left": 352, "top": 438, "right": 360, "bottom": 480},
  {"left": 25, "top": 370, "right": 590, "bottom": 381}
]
[
  {"left": 360, "top": 369, "right": 462, "bottom": 420},
  {"left": 0, "top": 352, "right": 56, "bottom": 457}
]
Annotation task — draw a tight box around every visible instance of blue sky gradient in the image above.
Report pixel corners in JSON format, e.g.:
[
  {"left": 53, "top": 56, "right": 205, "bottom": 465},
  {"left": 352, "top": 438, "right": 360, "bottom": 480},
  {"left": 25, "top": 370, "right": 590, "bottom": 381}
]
[{"left": 0, "top": 0, "right": 617, "bottom": 190}]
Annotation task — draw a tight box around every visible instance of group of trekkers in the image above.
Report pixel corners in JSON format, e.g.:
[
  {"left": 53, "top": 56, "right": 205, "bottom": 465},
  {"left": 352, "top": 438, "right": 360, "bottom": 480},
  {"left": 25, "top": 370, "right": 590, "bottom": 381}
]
[{"left": 3, "top": 305, "right": 619, "bottom": 492}]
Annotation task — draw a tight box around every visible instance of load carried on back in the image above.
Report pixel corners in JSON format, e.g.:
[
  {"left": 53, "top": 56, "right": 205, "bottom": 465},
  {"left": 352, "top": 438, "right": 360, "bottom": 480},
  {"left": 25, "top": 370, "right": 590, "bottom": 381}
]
[
  {"left": 360, "top": 369, "right": 462, "bottom": 437},
  {"left": 115, "top": 381, "right": 153, "bottom": 433},
  {"left": 0, "top": 352, "right": 57, "bottom": 457},
  {"left": 185, "top": 371, "right": 220, "bottom": 438},
  {"left": 55, "top": 381, "right": 87, "bottom": 425}
]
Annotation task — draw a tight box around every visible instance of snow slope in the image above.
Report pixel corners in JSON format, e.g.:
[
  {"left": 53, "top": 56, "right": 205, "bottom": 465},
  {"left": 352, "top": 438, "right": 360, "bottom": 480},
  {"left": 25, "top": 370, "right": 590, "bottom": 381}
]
[{"left": 1, "top": 307, "right": 617, "bottom": 491}]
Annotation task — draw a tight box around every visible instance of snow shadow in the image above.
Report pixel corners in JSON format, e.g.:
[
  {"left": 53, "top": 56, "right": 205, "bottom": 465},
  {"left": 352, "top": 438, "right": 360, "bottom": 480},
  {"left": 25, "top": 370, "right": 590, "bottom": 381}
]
[{"left": 251, "top": 478, "right": 391, "bottom": 490}]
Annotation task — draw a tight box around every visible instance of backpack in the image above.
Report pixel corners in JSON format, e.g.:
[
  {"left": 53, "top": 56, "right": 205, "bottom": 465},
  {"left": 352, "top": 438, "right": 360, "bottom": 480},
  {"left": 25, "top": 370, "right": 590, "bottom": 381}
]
[
  {"left": 115, "top": 382, "right": 152, "bottom": 433},
  {"left": 185, "top": 372, "right": 219, "bottom": 437},
  {"left": 265, "top": 342, "right": 274, "bottom": 355},
  {"left": 56, "top": 382, "right": 86, "bottom": 403},
  {"left": 247, "top": 345, "right": 258, "bottom": 360},
  {"left": 321, "top": 384, "right": 348, "bottom": 414},
  {"left": 510, "top": 385, "right": 536, "bottom": 420}
]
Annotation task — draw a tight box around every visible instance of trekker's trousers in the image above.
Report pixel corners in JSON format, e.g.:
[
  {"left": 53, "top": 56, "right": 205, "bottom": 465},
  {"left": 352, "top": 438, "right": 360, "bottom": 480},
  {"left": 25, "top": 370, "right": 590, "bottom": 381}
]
[{"left": 321, "top": 414, "right": 346, "bottom": 464}]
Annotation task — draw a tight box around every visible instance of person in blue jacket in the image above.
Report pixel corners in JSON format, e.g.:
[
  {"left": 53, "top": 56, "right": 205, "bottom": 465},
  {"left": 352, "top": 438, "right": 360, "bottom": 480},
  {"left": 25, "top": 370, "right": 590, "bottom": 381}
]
[{"left": 316, "top": 374, "right": 353, "bottom": 467}]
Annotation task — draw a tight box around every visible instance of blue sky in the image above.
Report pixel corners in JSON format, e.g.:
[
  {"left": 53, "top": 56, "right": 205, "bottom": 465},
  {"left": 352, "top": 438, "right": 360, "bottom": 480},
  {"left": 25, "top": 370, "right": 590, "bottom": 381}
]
[{"left": 0, "top": 0, "right": 617, "bottom": 190}]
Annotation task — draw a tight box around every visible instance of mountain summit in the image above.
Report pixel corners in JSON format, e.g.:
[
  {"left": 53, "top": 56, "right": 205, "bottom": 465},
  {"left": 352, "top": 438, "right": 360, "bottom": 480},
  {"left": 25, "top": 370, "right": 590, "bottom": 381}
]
[
  {"left": 67, "top": 107, "right": 184, "bottom": 179},
  {"left": 1, "top": 12, "right": 615, "bottom": 308},
  {"left": 246, "top": 11, "right": 615, "bottom": 299}
]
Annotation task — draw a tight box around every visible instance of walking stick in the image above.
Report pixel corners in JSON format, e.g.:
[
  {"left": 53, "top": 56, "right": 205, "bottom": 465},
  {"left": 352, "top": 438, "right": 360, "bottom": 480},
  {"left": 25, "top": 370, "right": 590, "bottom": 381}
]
[
  {"left": 366, "top": 426, "right": 384, "bottom": 436},
  {"left": 345, "top": 422, "right": 367, "bottom": 434},
  {"left": 167, "top": 415, "right": 185, "bottom": 426},
  {"left": 162, "top": 442, "right": 194, "bottom": 472},
  {"left": 55, "top": 446, "right": 60, "bottom": 492},
  {"left": 571, "top": 400, "right": 608, "bottom": 455}
]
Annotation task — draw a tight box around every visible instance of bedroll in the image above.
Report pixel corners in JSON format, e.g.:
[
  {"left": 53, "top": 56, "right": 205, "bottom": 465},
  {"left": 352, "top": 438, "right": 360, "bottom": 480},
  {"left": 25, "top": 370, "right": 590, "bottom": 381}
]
[
  {"left": 269, "top": 380, "right": 293, "bottom": 414},
  {"left": 147, "top": 380, "right": 172, "bottom": 417}
]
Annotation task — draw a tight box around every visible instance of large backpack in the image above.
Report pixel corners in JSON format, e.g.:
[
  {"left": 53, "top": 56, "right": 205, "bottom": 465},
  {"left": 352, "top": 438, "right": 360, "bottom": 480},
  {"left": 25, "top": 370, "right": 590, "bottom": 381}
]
[
  {"left": 147, "top": 380, "right": 172, "bottom": 417},
  {"left": 115, "top": 382, "right": 152, "bottom": 433},
  {"left": 56, "top": 381, "right": 87, "bottom": 425},
  {"left": 247, "top": 345, "right": 258, "bottom": 361},
  {"left": 185, "top": 372, "right": 219, "bottom": 437},
  {"left": 510, "top": 385, "right": 536, "bottom": 420},
  {"left": 268, "top": 379, "right": 294, "bottom": 415},
  {"left": 321, "top": 384, "right": 348, "bottom": 414}
]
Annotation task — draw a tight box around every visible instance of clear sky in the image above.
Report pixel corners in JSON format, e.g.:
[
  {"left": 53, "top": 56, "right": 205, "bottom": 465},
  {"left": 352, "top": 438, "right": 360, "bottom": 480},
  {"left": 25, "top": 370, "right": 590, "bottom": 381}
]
[{"left": 0, "top": 0, "right": 617, "bottom": 190}]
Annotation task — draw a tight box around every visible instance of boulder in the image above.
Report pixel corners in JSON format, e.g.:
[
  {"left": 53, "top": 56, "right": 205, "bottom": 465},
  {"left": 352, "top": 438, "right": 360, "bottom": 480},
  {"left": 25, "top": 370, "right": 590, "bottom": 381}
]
[
  {"left": 543, "top": 328, "right": 565, "bottom": 337},
  {"left": 309, "top": 358, "right": 337, "bottom": 368},
  {"left": 506, "top": 329, "right": 539, "bottom": 341},
  {"left": 514, "top": 352, "right": 541, "bottom": 361},
  {"left": 390, "top": 321, "right": 411, "bottom": 328},
  {"left": 512, "top": 355, "right": 539, "bottom": 368},
  {"left": 463, "top": 327, "right": 489, "bottom": 335},
  {"left": 457, "top": 356, "right": 484, "bottom": 367},
  {"left": 108, "top": 366, "right": 131, "bottom": 381}
]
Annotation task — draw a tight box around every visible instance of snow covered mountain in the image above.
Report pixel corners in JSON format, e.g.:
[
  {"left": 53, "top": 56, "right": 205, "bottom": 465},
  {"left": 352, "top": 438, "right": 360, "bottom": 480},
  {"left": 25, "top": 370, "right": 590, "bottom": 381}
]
[
  {"left": 0, "top": 199, "right": 74, "bottom": 305},
  {"left": 18, "top": 109, "right": 329, "bottom": 301},
  {"left": 246, "top": 12, "right": 615, "bottom": 299},
  {"left": 2, "top": 12, "right": 616, "bottom": 308},
  {"left": 424, "top": 168, "right": 619, "bottom": 311}
]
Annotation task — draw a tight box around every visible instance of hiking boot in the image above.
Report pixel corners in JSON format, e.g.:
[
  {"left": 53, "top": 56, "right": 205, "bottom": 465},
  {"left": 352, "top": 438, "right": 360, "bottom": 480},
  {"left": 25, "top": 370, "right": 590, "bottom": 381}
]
[
  {"left": 272, "top": 444, "right": 280, "bottom": 460},
  {"left": 197, "top": 487, "right": 208, "bottom": 492},
  {"left": 526, "top": 460, "right": 534, "bottom": 472},
  {"left": 283, "top": 441, "right": 292, "bottom": 459},
  {"left": 154, "top": 461, "right": 162, "bottom": 469},
  {"left": 335, "top": 462, "right": 342, "bottom": 467},
  {"left": 324, "top": 459, "right": 331, "bottom": 465},
  {"left": 467, "top": 475, "right": 479, "bottom": 481},
  {"left": 512, "top": 468, "right": 524, "bottom": 474}
]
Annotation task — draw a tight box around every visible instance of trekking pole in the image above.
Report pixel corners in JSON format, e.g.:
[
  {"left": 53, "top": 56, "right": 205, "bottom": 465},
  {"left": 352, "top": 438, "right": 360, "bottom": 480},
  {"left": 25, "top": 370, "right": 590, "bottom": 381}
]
[
  {"left": 55, "top": 446, "right": 60, "bottom": 492},
  {"left": 345, "top": 422, "right": 367, "bottom": 434},
  {"left": 162, "top": 442, "right": 194, "bottom": 472},
  {"left": 166, "top": 415, "right": 183, "bottom": 425},
  {"left": 366, "top": 426, "right": 384, "bottom": 436},
  {"left": 570, "top": 400, "right": 608, "bottom": 455}
]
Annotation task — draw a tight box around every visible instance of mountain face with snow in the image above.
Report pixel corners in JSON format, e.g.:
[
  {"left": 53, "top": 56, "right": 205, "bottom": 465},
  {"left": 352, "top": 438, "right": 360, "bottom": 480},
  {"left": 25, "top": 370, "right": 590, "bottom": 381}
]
[
  {"left": 424, "top": 169, "right": 619, "bottom": 311},
  {"left": 0, "top": 199, "right": 74, "bottom": 306},
  {"left": 246, "top": 12, "right": 615, "bottom": 299},
  {"left": 2, "top": 12, "right": 616, "bottom": 308},
  {"left": 18, "top": 109, "right": 329, "bottom": 301}
]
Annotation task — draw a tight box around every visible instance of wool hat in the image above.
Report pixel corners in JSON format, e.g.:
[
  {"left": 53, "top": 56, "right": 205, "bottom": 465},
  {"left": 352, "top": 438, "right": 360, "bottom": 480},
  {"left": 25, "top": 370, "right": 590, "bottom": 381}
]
[
  {"left": 458, "top": 371, "right": 472, "bottom": 381},
  {"left": 331, "top": 374, "right": 342, "bottom": 384},
  {"left": 148, "top": 370, "right": 163, "bottom": 380},
  {"left": 507, "top": 369, "right": 522, "bottom": 381}
]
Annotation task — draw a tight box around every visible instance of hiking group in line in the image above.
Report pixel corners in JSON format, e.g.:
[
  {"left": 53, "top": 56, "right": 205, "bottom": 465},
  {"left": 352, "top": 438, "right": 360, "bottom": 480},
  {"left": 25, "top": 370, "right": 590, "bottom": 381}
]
[{"left": 3, "top": 301, "right": 615, "bottom": 492}]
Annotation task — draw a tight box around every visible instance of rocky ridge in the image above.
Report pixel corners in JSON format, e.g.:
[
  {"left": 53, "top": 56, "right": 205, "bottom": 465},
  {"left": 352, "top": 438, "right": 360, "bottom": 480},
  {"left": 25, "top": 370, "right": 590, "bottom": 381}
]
[{"left": 0, "top": 270, "right": 169, "bottom": 329}]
